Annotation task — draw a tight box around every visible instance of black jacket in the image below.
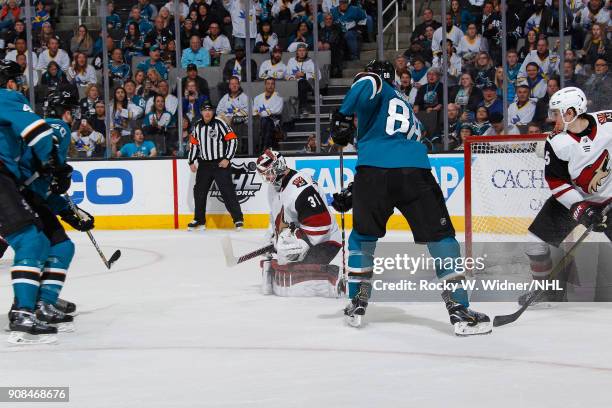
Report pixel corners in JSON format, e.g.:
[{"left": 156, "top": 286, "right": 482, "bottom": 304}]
[{"left": 222, "top": 58, "right": 258, "bottom": 82}]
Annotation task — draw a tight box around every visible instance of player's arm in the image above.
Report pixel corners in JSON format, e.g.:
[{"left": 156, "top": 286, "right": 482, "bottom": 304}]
[
  {"left": 339, "top": 72, "right": 383, "bottom": 116},
  {"left": 544, "top": 140, "right": 582, "bottom": 209},
  {"left": 7, "top": 96, "right": 54, "bottom": 164}
]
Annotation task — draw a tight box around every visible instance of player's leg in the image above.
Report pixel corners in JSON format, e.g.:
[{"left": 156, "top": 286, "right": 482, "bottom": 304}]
[
  {"left": 190, "top": 160, "right": 215, "bottom": 230},
  {"left": 395, "top": 168, "right": 491, "bottom": 335},
  {"left": 213, "top": 165, "right": 244, "bottom": 229}
]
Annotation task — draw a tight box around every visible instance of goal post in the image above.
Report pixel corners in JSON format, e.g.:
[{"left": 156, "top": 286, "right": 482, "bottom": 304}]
[{"left": 464, "top": 134, "right": 550, "bottom": 259}]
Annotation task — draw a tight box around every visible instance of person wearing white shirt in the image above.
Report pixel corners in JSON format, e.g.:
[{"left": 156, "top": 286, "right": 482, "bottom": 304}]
[
  {"left": 5, "top": 38, "right": 39, "bottom": 69},
  {"left": 432, "top": 39, "right": 463, "bottom": 79},
  {"left": 518, "top": 39, "right": 560, "bottom": 82},
  {"left": 144, "top": 80, "right": 178, "bottom": 116},
  {"left": 37, "top": 37, "right": 70, "bottom": 72},
  {"left": 203, "top": 22, "right": 232, "bottom": 66},
  {"left": 67, "top": 52, "right": 97, "bottom": 89},
  {"left": 507, "top": 85, "right": 537, "bottom": 126},
  {"left": 286, "top": 44, "right": 321, "bottom": 114},
  {"left": 253, "top": 77, "right": 284, "bottom": 150},
  {"left": 163, "top": 1, "right": 189, "bottom": 21},
  {"left": 259, "top": 46, "right": 286, "bottom": 80},
  {"left": 322, "top": 0, "right": 340, "bottom": 13},
  {"left": 15, "top": 54, "right": 39, "bottom": 88},
  {"left": 483, "top": 112, "right": 521, "bottom": 136},
  {"left": 456, "top": 23, "right": 488, "bottom": 57},
  {"left": 224, "top": 0, "right": 258, "bottom": 50},
  {"left": 217, "top": 77, "right": 250, "bottom": 121},
  {"left": 432, "top": 14, "right": 463, "bottom": 56}
]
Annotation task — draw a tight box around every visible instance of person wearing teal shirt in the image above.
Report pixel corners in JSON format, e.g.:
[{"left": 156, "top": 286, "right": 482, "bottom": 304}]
[{"left": 116, "top": 128, "right": 157, "bottom": 157}]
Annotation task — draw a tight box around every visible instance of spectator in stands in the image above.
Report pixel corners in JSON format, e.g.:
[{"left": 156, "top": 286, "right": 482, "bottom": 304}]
[
  {"left": 457, "top": 23, "right": 488, "bottom": 57},
  {"left": 301, "top": 134, "right": 317, "bottom": 153},
  {"left": 562, "top": 60, "right": 587, "bottom": 88},
  {"left": 331, "top": 0, "right": 367, "bottom": 61},
  {"left": 319, "top": 12, "right": 344, "bottom": 78},
  {"left": 179, "top": 18, "right": 196, "bottom": 49},
  {"left": 572, "top": 0, "right": 610, "bottom": 49},
  {"left": 580, "top": 23, "right": 611, "bottom": 67},
  {"left": 161, "top": 39, "right": 177, "bottom": 68},
  {"left": 109, "top": 48, "right": 131, "bottom": 87},
  {"left": 40, "top": 61, "right": 69, "bottom": 92},
  {"left": 181, "top": 35, "right": 210, "bottom": 69},
  {"left": 0, "top": 0, "right": 21, "bottom": 33},
  {"left": 444, "top": 103, "right": 462, "bottom": 148},
  {"left": 226, "top": 0, "right": 258, "bottom": 51},
  {"left": 115, "top": 127, "right": 158, "bottom": 158},
  {"left": 145, "top": 16, "right": 174, "bottom": 55},
  {"left": 259, "top": 46, "right": 286, "bottom": 79},
  {"left": 454, "top": 124, "right": 473, "bottom": 150},
  {"left": 478, "top": 83, "right": 503, "bottom": 116},
  {"left": 393, "top": 55, "right": 408, "bottom": 86},
  {"left": 413, "top": 68, "right": 443, "bottom": 114},
  {"left": 254, "top": 21, "right": 278, "bottom": 54},
  {"left": 471, "top": 106, "right": 491, "bottom": 136},
  {"left": 4, "top": 19, "right": 25, "bottom": 53},
  {"left": 432, "top": 13, "right": 463, "bottom": 57},
  {"left": 409, "top": 56, "right": 429, "bottom": 88},
  {"left": 204, "top": 22, "right": 232, "bottom": 66},
  {"left": 137, "top": 45, "right": 168, "bottom": 80},
  {"left": 144, "top": 95, "right": 174, "bottom": 153},
  {"left": 272, "top": 0, "right": 296, "bottom": 23},
  {"left": 126, "top": 5, "right": 154, "bottom": 37},
  {"left": 194, "top": 4, "right": 215, "bottom": 37},
  {"left": 483, "top": 112, "right": 520, "bottom": 136},
  {"left": 411, "top": 8, "right": 440, "bottom": 43},
  {"left": 473, "top": 52, "right": 495, "bottom": 89},
  {"left": 522, "top": 0, "right": 552, "bottom": 35},
  {"left": 564, "top": 49, "right": 587, "bottom": 76},
  {"left": 145, "top": 80, "right": 178, "bottom": 118},
  {"left": 222, "top": 44, "right": 257, "bottom": 83},
  {"left": 70, "top": 118, "right": 106, "bottom": 158},
  {"left": 521, "top": 61, "right": 547, "bottom": 99},
  {"left": 106, "top": 1, "right": 122, "bottom": 30},
  {"left": 584, "top": 58, "right": 611, "bottom": 112},
  {"left": 122, "top": 23, "right": 145, "bottom": 65},
  {"left": 34, "top": 21, "right": 57, "bottom": 54},
  {"left": 518, "top": 38, "right": 559, "bottom": 82},
  {"left": 124, "top": 79, "right": 147, "bottom": 114},
  {"left": 397, "top": 70, "right": 417, "bottom": 105},
  {"left": 287, "top": 21, "right": 313, "bottom": 51},
  {"left": 89, "top": 101, "right": 107, "bottom": 135},
  {"left": 450, "top": 0, "right": 474, "bottom": 32},
  {"left": 163, "top": 0, "right": 189, "bottom": 23},
  {"left": 432, "top": 39, "right": 462, "bottom": 81},
  {"left": 140, "top": 68, "right": 162, "bottom": 101},
  {"left": 183, "top": 79, "right": 210, "bottom": 122},
  {"left": 527, "top": 122, "right": 542, "bottom": 135},
  {"left": 6, "top": 38, "right": 39, "bottom": 69},
  {"left": 181, "top": 64, "right": 210, "bottom": 100},
  {"left": 518, "top": 29, "right": 538, "bottom": 62},
  {"left": 16, "top": 54, "right": 38, "bottom": 89},
  {"left": 70, "top": 25, "right": 94, "bottom": 57},
  {"left": 253, "top": 77, "right": 283, "bottom": 151},
  {"left": 79, "top": 84, "right": 102, "bottom": 120},
  {"left": 134, "top": 69, "right": 147, "bottom": 95},
  {"left": 67, "top": 52, "right": 97, "bottom": 89},
  {"left": 37, "top": 37, "right": 70, "bottom": 73},
  {"left": 505, "top": 49, "right": 520, "bottom": 103},
  {"left": 449, "top": 73, "right": 483, "bottom": 117},
  {"left": 35, "top": 3, "right": 50, "bottom": 29},
  {"left": 139, "top": 0, "right": 158, "bottom": 21},
  {"left": 217, "top": 76, "right": 249, "bottom": 123},
  {"left": 484, "top": 1, "right": 521, "bottom": 65},
  {"left": 534, "top": 76, "right": 560, "bottom": 129},
  {"left": 508, "top": 85, "right": 537, "bottom": 126},
  {"left": 286, "top": 43, "right": 320, "bottom": 115},
  {"left": 111, "top": 86, "right": 141, "bottom": 137}
]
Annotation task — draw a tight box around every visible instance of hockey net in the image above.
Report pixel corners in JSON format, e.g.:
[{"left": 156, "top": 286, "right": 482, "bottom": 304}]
[{"left": 464, "top": 134, "right": 550, "bottom": 273}]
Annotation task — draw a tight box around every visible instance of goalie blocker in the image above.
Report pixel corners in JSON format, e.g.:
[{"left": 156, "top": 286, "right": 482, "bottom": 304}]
[{"left": 256, "top": 149, "right": 342, "bottom": 297}]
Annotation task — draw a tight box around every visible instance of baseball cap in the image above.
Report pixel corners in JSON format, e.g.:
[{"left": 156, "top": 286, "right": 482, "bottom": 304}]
[
  {"left": 483, "top": 82, "right": 497, "bottom": 91},
  {"left": 296, "top": 42, "right": 308, "bottom": 50},
  {"left": 150, "top": 44, "right": 160, "bottom": 52}
]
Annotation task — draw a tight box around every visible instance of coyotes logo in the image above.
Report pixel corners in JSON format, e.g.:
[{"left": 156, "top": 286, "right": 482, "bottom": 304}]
[{"left": 574, "top": 150, "right": 610, "bottom": 194}]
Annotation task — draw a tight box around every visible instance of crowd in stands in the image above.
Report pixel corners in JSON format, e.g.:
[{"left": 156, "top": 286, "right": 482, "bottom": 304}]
[{"left": 0, "top": 0, "right": 609, "bottom": 157}]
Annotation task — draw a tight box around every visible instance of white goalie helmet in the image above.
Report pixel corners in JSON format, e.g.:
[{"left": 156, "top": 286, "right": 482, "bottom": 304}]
[
  {"left": 256, "top": 149, "right": 288, "bottom": 188},
  {"left": 548, "top": 87, "right": 588, "bottom": 130}
]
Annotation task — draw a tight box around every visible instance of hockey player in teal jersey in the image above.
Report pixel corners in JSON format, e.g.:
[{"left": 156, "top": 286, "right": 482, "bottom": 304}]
[
  {"left": 330, "top": 60, "right": 491, "bottom": 335},
  {"left": 0, "top": 60, "right": 71, "bottom": 344}
]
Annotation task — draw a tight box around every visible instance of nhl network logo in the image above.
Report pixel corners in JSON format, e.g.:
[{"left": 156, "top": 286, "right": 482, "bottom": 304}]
[{"left": 211, "top": 161, "right": 262, "bottom": 204}]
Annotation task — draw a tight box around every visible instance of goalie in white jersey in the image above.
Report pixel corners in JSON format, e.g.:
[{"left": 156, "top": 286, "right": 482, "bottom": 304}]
[
  {"left": 523, "top": 87, "right": 612, "bottom": 305},
  {"left": 256, "top": 149, "right": 342, "bottom": 297}
]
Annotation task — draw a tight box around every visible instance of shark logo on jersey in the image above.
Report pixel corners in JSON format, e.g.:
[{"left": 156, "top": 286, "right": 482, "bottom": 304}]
[
  {"left": 210, "top": 161, "right": 262, "bottom": 204},
  {"left": 574, "top": 150, "right": 610, "bottom": 194}
]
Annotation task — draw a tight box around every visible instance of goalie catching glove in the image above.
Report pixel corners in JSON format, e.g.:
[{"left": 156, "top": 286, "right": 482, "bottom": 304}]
[
  {"left": 331, "top": 182, "right": 353, "bottom": 212},
  {"left": 276, "top": 228, "right": 310, "bottom": 265},
  {"left": 570, "top": 201, "right": 608, "bottom": 232},
  {"left": 59, "top": 205, "right": 95, "bottom": 232},
  {"left": 330, "top": 109, "right": 355, "bottom": 147}
]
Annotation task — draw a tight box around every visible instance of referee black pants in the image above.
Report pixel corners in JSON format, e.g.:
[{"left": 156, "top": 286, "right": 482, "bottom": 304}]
[{"left": 193, "top": 159, "right": 244, "bottom": 225}]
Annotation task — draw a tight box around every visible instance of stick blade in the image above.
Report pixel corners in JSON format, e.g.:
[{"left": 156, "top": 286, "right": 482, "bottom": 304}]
[
  {"left": 221, "top": 236, "right": 237, "bottom": 267},
  {"left": 108, "top": 250, "right": 121, "bottom": 267}
]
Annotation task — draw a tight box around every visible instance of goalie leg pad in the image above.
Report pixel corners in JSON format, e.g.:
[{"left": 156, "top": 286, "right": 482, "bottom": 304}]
[{"left": 268, "top": 261, "right": 341, "bottom": 297}]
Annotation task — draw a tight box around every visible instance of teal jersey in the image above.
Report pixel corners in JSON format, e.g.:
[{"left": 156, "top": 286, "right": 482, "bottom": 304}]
[
  {"left": 120, "top": 141, "right": 156, "bottom": 157},
  {"left": 339, "top": 73, "right": 429, "bottom": 169}
]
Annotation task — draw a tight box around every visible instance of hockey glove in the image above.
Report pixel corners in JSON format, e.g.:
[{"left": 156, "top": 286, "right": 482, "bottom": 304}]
[
  {"left": 332, "top": 182, "right": 353, "bottom": 212},
  {"left": 59, "top": 205, "right": 95, "bottom": 232},
  {"left": 330, "top": 109, "right": 355, "bottom": 147},
  {"left": 570, "top": 201, "right": 608, "bottom": 232},
  {"left": 276, "top": 228, "right": 310, "bottom": 265},
  {"left": 50, "top": 163, "right": 73, "bottom": 195}
]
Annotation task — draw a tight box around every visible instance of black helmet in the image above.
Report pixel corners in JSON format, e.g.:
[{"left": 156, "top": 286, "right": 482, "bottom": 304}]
[
  {"left": 365, "top": 60, "right": 394, "bottom": 85},
  {"left": 0, "top": 59, "right": 23, "bottom": 88},
  {"left": 44, "top": 86, "right": 79, "bottom": 118}
]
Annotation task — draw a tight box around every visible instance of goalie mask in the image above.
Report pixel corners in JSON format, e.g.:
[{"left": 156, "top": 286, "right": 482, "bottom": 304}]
[
  {"left": 256, "top": 149, "right": 287, "bottom": 189},
  {"left": 548, "top": 87, "right": 588, "bottom": 131}
]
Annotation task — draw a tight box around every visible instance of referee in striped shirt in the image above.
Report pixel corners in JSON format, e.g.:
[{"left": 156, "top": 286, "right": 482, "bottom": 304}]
[{"left": 187, "top": 102, "right": 244, "bottom": 231}]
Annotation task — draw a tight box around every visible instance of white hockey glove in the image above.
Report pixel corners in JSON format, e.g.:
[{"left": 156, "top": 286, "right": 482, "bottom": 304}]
[{"left": 276, "top": 228, "right": 310, "bottom": 265}]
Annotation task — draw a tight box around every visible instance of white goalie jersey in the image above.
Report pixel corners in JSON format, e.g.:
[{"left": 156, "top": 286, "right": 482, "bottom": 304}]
[
  {"left": 266, "top": 169, "right": 341, "bottom": 248},
  {"left": 545, "top": 111, "right": 612, "bottom": 209}
]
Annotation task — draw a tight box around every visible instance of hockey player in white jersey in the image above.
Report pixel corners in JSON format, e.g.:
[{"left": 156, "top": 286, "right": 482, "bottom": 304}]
[
  {"left": 522, "top": 86, "right": 611, "bottom": 305},
  {"left": 256, "top": 149, "right": 342, "bottom": 297}
]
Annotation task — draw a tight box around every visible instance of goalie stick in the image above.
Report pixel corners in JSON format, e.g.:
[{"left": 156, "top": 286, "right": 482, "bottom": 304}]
[
  {"left": 65, "top": 195, "right": 121, "bottom": 270},
  {"left": 221, "top": 236, "right": 274, "bottom": 267},
  {"left": 494, "top": 204, "right": 611, "bottom": 327}
]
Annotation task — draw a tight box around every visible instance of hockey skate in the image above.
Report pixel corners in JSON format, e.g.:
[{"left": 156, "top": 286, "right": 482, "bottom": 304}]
[
  {"left": 36, "top": 301, "right": 75, "bottom": 333},
  {"left": 443, "top": 291, "right": 492, "bottom": 336},
  {"left": 55, "top": 298, "right": 78, "bottom": 316},
  {"left": 187, "top": 220, "right": 206, "bottom": 231},
  {"left": 7, "top": 309, "right": 58, "bottom": 345},
  {"left": 344, "top": 282, "right": 371, "bottom": 328},
  {"left": 235, "top": 221, "right": 244, "bottom": 231}
]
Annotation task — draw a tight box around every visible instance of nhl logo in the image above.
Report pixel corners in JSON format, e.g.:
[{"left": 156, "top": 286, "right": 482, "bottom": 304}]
[
  {"left": 210, "top": 161, "right": 262, "bottom": 204},
  {"left": 440, "top": 218, "right": 447, "bottom": 226}
]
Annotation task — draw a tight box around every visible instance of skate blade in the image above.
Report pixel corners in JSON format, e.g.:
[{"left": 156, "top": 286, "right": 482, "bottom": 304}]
[
  {"left": 54, "top": 322, "right": 75, "bottom": 333},
  {"left": 7, "top": 331, "right": 58, "bottom": 345},
  {"left": 344, "top": 314, "right": 362, "bottom": 328},
  {"left": 188, "top": 226, "right": 206, "bottom": 231},
  {"left": 454, "top": 321, "right": 492, "bottom": 336}
]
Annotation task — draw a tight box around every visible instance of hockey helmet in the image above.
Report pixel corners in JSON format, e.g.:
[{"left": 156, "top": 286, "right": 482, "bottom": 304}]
[
  {"left": 0, "top": 59, "right": 24, "bottom": 88},
  {"left": 44, "top": 86, "right": 79, "bottom": 119},
  {"left": 365, "top": 59, "right": 394, "bottom": 85},
  {"left": 256, "top": 149, "right": 288, "bottom": 188},
  {"left": 548, "top": 87, "right": 588, "bottom": 130}
]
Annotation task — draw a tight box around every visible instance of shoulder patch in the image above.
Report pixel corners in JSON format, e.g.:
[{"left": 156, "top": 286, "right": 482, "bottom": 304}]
[
  {"left": 292, "top": 176, "right": 308, "bottom": 188},
  {"left": 596, "top": 111, "right": 612, "bottom": 125}
]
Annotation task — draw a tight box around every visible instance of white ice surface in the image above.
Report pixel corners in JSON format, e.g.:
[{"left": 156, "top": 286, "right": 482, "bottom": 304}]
[{"left": 1, "top": 229, "right": 611, "bottom": 408}]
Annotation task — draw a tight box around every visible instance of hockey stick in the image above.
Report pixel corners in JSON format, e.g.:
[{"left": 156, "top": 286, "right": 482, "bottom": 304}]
[
  {"left": 65, "top": 195, "right": 121, "bottom": 270},
  {"left": 338, "top": 148, "right": 347, "bottom": 294},
  {"left": 221, "top": 236, "right": 274, "bottom": 267},
  {"left": 493, "top": 204, "right": 611, "bottom": 327}
]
